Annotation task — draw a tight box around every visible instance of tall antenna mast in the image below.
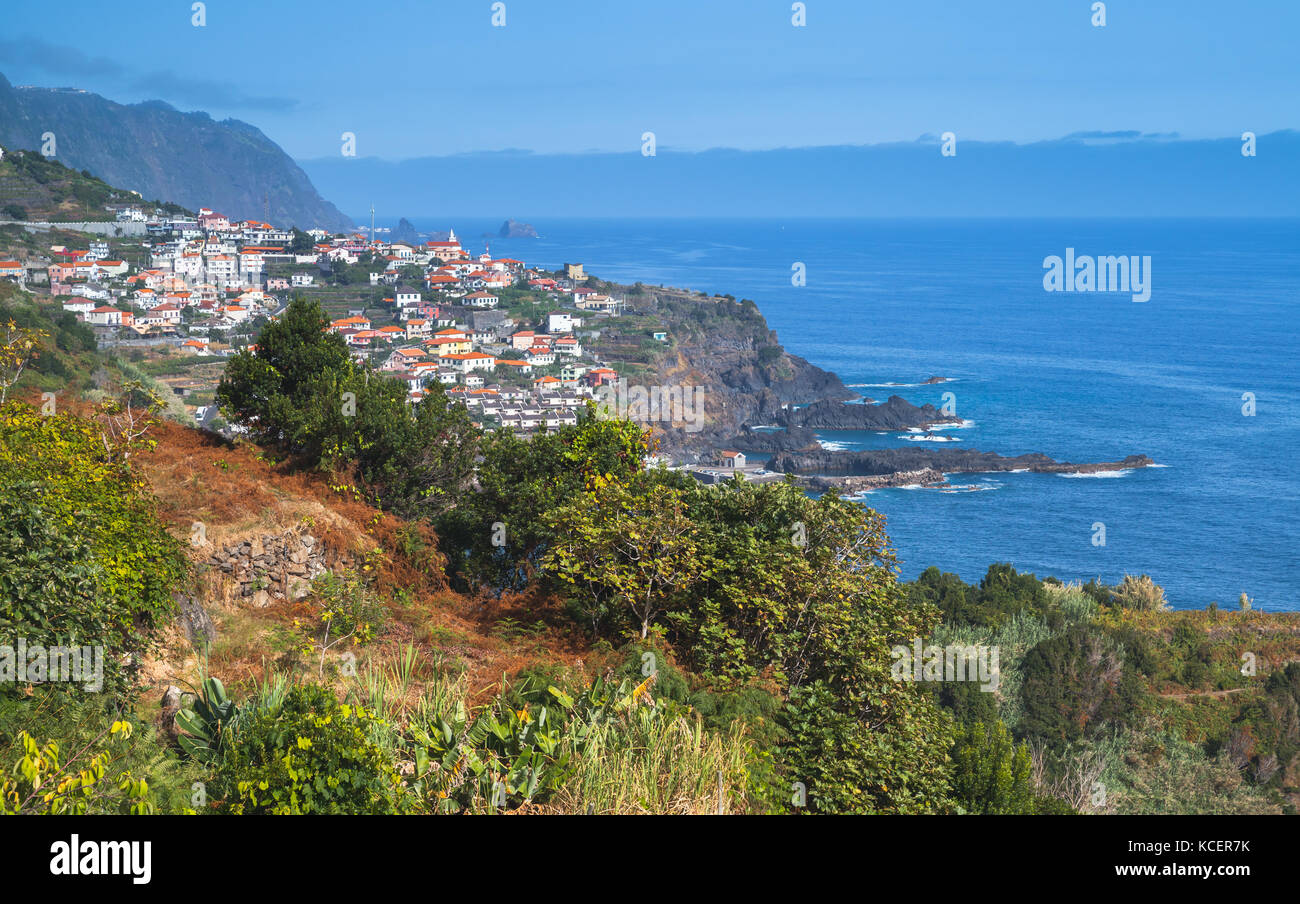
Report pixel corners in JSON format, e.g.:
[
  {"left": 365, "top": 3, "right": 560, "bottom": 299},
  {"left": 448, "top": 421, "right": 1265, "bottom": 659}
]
[{"left": 370, "top": 204, "right": 375, "bottom": 243}]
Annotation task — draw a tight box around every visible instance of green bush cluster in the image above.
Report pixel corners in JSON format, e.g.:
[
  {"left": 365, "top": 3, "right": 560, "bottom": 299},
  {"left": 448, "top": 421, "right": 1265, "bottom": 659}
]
[
  {"left": 220, "top": 684, "right": 405, "bottom": 814},
  {"left": 441, "top": 428, "right": 956, "bottom": 813},
  {"left": 0, "top": 402, "right": 188, "bottom": 694},
  {"left": 217, "top": 297, "right": 478, "bottom": 517}
]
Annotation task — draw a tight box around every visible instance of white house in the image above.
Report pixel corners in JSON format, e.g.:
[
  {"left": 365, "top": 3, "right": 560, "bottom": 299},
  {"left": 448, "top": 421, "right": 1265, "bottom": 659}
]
[
  {"left": 205, "top": 254, "right": 238, "bottom": 287},
  {"left": 548, "top": 312, "right": 581, "bottom": 333},
  {"left": 553, "top": 335, "right": 582, "bottom": 356},
  {"left": 464, "top": 291, "right": 499, "bottom": 309},
  {"left": 524, "top": 345, "right": 556, "bottom": 367},
  {"left": 394, "top": 286, "right": 422, "bottom": 308},
  {"left": 85, "top": 306, "right": 125, "bottom": 326},
  {"left": 440, "top": 351, "right": 497, "bottom": 374},
  {"left": 148, "top": 302, "right": 183, "bottom": 325}
]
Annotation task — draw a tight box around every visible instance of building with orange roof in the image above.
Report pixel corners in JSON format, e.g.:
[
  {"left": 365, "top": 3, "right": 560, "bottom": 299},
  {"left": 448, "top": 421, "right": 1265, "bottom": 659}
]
[{"left": 439, "top": 351, "right": 497, "bottom": 374}]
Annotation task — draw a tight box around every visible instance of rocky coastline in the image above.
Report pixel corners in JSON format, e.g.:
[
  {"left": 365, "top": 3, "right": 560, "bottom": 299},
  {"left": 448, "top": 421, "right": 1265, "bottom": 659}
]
[
  {"left": 771, "top": 449, "right": 1155, "bottom": 479},
  {"left": 597, "top": 280, "right": 1152, "bottom": 481},
  {"left": 779, "top": 395, "right": 963, "bottom": 432}
]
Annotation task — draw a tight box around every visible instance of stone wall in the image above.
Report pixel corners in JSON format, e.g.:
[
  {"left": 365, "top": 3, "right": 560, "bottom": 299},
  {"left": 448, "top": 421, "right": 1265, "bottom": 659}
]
[
  {"left": 0, "top": 218, "right": 148, "bottom": 236},
  {"left": 204, "top": 530, "right": 343, "bottom": 608}
]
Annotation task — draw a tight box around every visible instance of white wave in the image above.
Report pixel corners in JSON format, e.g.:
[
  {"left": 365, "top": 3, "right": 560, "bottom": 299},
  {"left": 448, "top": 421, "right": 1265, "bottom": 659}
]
[
  {"left": 906, "top": 420, "right": 972, "bottom": 434},
  {"left": 847, "top": 379, "right": 957, "bottom": 388},
  {"left": 818, "top": 440, "right": 853, "bottom": 451},
  {"left": 1059, "top": 469, "right": 1132, "bottom": 479},
  {"left": 902, "top": 435, "right": 960, "bottom": 443}
]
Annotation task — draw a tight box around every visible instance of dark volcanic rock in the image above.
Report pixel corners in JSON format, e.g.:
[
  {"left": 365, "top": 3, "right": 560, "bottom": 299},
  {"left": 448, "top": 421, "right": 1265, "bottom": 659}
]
[
  {"left": 498, "top": 218, "right": 538, "bottom": 238},
  {"left": 782, "top": 395, "right": 961, "bottom": 431},
  {"left": 392, "top": 217, "right": 421, "bottom": 244},
  {"left": 727, "top": 425, "right": 820, "bottom": 453},
  {"left": 174, "top": 592, "right": 217, "bottom": 646},
  {"left": 768, "top": 447, "right": 1154, "bottom": 477}
]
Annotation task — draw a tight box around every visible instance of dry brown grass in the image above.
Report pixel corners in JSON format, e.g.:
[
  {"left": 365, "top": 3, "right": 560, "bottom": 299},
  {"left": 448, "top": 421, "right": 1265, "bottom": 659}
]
[{"left": 130, "top": 416, "right": 594, "bottom": 708}]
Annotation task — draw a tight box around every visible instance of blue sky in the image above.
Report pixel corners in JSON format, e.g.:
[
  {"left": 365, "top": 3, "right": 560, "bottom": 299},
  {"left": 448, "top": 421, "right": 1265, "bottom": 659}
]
[{"left": 2, "top": 0, "right": 1296, "bottom": 160}]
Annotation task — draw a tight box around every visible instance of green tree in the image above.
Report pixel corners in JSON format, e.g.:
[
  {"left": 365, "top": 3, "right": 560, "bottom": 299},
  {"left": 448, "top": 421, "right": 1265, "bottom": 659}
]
[
  {"left": 436, "top": 413, "right": 648, "bottom": 590},
  {"left": 544, "top": 477, "right": 702, "bottom": 638},
  {"left": 217, "top": 297, "right": 477, "bottom": 515},
  {"left": 949, "top": 719, "right": 1038, "bottom": 814},
  {"left": 288, "top": 227, "right": 314, "bottom": 255},
  {"left": 217, "top": 296, "right": 352, "bottom": 448}
]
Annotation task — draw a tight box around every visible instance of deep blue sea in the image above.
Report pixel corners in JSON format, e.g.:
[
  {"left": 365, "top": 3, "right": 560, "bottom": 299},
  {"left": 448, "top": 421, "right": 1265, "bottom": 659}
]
[{"left": 389, "top": 217, "right": 1300, "bottom": 611}]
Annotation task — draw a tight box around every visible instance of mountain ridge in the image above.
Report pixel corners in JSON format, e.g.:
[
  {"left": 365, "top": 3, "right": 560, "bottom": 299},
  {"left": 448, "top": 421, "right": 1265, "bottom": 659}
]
[{"left": 0, "top": 72, "right": 352, "bottom": 231}]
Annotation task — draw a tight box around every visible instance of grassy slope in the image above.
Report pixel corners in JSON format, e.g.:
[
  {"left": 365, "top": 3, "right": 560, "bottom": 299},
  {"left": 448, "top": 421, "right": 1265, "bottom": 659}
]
[
  {"left": 0, "top": 150, "right": 177, "bottom": 222},
  {"left": 134, "top": 417, "right": 594, "bottom": 710}
]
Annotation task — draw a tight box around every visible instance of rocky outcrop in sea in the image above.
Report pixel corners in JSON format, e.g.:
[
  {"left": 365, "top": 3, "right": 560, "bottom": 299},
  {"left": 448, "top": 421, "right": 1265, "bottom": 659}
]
[{"left": 769, "top": 448, "right": 1155, "bottom": 477}]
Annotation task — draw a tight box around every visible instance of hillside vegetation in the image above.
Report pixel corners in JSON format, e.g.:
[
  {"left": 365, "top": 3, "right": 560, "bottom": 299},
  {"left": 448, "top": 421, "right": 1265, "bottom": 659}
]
[
  {"left": 0, "top": 149, "right": 189, "bottom": 222},
  {"left": 2, "top": 288, "right": 1299, "bottom": 815}
]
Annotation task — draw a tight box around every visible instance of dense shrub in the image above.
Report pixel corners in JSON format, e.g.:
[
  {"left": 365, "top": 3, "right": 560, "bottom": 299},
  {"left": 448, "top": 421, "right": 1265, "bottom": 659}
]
[
  {"left": 1111, "top": 574, "right": 1170, "bottom": 611},
  {"left": 948, "top": 719, "right": 1039, "bottom": 814},
  {"left": 0, "top": 688, "right": 203, "bottom": 814},
  {"left": 0, "top": 402, "right": 188, "bottom": 694},
  {"left": 1018, "top": 625, "right": 1145, "bottom": 747},
  {"left": 781, "top": 681, "right": 954, "bottom": 814},
  {"left": 221, "top": 684, "right": 405, "bottom": 814}
]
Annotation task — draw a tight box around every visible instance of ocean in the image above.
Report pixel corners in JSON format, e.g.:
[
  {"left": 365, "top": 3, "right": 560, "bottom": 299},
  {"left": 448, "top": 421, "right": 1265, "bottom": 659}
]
[{"left": 388, "top": 217, "right": 1300, "bottom": 611}]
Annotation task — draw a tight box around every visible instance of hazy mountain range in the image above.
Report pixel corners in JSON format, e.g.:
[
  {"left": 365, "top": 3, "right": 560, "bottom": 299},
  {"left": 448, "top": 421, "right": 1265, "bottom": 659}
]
[
  {"left": 301, "top": 131, "right": 1299, "bottom": 219},
  {"left": 0, "top": 72, "right": 352, "bottom": 231},
  {"left": 1, "top": 70, "right": 1293, "bottom": 225}
]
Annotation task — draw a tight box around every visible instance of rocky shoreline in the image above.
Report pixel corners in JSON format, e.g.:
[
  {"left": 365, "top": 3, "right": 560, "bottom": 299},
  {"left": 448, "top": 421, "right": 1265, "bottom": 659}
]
[
  {"left": 779, "top": 395, "right": 963, "bottom": 432},
  {"left": 598, "top": 280, "right": 1153, "bottom": 481},
  {"left": 772, "top": 449, "right": 1155, "bottom": 480},
  {"left": 800, "top": 468, "right": 948, "bottom": 491}
]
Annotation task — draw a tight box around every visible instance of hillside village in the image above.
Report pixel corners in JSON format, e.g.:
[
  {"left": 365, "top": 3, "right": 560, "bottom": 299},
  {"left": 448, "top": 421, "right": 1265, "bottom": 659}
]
[{"left": 0, "top": 199, "right": 641, "bottom": 437}]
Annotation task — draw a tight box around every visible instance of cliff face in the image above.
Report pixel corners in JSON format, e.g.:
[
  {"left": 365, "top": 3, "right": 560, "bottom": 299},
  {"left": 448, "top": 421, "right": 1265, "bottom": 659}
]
[
  {"left": 0, "top": 73, "right": 352, "bottom": 231},
  {"left": 590, "top": 286, "right": 851, "bottom": 457}
]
